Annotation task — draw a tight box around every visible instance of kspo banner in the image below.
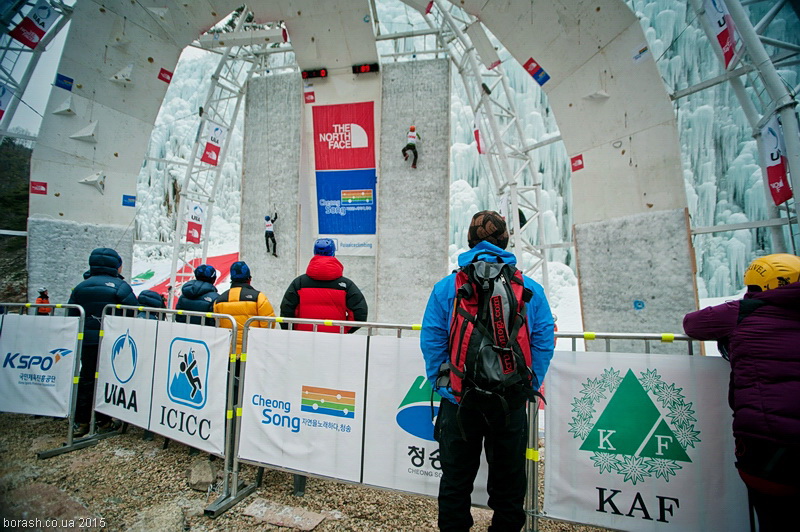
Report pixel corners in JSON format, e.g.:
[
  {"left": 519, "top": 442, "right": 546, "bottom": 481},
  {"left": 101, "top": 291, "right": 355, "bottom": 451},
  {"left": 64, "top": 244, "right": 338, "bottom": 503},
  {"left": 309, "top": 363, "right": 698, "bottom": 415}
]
[
  {"left": 312, "top": 102, "right": 377, "bottom": 252},
  {"left": 0, "top": 314, "right": 80, "bottom": 417},
  {"left": 544, "top": 351, "right": 748, "bottom": 532},
  {"left": 95, "top": 317, "right": 230, "bottom": 455}
]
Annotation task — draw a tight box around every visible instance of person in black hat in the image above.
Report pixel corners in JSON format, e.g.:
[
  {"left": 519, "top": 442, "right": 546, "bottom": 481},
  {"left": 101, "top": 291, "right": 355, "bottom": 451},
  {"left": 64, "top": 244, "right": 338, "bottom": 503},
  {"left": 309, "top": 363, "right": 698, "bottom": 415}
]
[
  {"left": 68, "top": 247, "right": 139, "bottom": 437},
  {"left": 176, "top": 264, "right": 219, "bottom": 326}
]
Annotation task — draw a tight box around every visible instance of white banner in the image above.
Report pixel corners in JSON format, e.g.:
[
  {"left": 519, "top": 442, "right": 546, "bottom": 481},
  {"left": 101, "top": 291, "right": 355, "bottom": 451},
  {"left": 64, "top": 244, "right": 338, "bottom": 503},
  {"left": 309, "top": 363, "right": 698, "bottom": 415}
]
[
  {"left": 321, "top": 234, "right": 377, "bottom": 257},
  {"left": 238, "top": 328, "right": 367, "bottom": 482},
  {"left": 148, "top": 321, "right": 231, "bottom": 455},
  {"left": 362, "top": 336, "right": 489, "bottom": 504},
  {"left": 0, "top": 314, "right": 80, "bottom": 417},
  {"left": 544, "top": 351, "right": 748, "bottom": 531},
  {"left": 703, "top": 0, "right": 740, "bottom": 69},
  {"left": 95, "top": 316, "right": 157, "bottom": 428}
]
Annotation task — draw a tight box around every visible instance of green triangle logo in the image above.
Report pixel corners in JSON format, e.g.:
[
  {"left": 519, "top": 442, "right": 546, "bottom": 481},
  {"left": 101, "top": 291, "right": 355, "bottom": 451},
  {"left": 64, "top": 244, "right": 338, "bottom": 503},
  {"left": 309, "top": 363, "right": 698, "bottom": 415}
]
[
  {"left": 399, "top": 376, "right": 440, "bottom": 408},
  {"left": 579, "top": 369, "right": 690, "bottom": 462}
]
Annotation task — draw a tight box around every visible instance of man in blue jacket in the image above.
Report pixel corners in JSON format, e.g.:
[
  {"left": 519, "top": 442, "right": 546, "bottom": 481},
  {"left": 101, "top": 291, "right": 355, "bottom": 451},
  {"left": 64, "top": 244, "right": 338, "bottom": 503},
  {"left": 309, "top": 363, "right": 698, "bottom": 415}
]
[
  {"left": 420, "top": 211, "right": 554, "bottom": 532},
  {"left": 68, "top": 247, "right": 139, "bottom": 436}
]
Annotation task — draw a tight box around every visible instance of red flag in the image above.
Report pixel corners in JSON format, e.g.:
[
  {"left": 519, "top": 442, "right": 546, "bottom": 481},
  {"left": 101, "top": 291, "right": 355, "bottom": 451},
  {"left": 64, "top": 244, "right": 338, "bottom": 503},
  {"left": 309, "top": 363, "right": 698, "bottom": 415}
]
[
  {"left": 8, "top": 0, "right": 57, "bottom": 50},
  {"left": 158, "top": 68, "right": 173, "bottom": 83},
  {"left": 570, "top": 154, "right": 584, "bottom": 172},
  {"left": 760, "top": 115, "right": 793, "bottom": 205}
]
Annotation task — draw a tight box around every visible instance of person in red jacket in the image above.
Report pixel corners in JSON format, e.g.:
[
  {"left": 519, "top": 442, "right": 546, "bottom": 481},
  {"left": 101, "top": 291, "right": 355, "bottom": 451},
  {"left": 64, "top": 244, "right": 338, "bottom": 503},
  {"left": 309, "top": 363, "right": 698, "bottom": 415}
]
[{"left": 279, "top": 238, "right": 368, "bottom": 333}]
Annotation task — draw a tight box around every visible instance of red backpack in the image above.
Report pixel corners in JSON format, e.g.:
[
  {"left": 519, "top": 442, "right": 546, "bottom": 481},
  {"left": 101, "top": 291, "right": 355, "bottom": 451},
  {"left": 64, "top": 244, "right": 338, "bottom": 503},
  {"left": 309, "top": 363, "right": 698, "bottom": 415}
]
[{"left": 440, "top": 252, "right": 542, "bottom": 405}]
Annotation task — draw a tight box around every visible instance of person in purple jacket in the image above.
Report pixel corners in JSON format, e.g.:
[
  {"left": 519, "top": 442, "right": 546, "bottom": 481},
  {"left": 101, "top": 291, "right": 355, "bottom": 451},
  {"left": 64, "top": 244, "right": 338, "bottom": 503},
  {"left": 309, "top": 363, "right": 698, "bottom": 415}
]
[{"left": 683, "top": 253, "right": 800, "bottom": 531}]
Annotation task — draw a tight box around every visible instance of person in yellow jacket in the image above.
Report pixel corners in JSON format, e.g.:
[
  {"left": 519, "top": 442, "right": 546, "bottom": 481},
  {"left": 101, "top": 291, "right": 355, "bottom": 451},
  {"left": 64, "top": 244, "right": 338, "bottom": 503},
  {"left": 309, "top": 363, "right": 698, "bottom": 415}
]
[{"left": 214, "top": 261, "right": 275, "bottom": 356}]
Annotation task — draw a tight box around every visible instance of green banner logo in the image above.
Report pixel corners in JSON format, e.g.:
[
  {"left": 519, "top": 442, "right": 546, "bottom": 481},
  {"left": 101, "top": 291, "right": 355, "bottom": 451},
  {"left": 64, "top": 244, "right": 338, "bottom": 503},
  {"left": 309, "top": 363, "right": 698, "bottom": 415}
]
[{"left": 569, "top": 368, "right": 701, "bottom": 484}]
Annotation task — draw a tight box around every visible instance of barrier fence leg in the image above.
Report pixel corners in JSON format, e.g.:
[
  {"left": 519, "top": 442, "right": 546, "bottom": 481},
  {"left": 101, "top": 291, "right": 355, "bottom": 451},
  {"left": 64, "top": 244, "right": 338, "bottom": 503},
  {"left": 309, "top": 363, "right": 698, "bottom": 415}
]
[
  {"left": 37, "top": 418, "right": 100, "bottom": 459},
  {"left": 293, "top": 474, "right": 307, "bottom": 496},
  {"left": 525, "top": 400, "right": 540, "bottom": 531}
]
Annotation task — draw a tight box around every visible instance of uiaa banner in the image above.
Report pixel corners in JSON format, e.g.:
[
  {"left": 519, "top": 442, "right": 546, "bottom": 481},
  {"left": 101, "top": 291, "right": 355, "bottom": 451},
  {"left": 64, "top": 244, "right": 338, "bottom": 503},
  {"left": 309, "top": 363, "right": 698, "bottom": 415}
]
[{"left": 544, "top": 351, "right": 748, "bottom": 531}]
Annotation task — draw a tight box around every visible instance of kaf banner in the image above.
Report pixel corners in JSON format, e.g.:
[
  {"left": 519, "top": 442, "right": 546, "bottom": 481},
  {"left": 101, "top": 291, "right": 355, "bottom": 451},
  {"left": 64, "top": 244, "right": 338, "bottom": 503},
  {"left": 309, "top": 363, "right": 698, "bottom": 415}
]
[
  {"left": 185, "top": 201, "right": 205, "bottom": 244},
  {"left": 238, "top": 328, "right": 367, "bottom": 482},
  {"left": 148, "top": 321, "right": 231, "bottom": 455},
  {"left": 760, "top": 114, "right": 793, "bottom": 205},
  {"left": 0, "top": 314, "right": 80, "bottom": 417},
  {"left": 200, "top": 121, "right": 227, "bottom": 166},
  {"left": 703, "top": 0, "right": 740, "bottom": 69},
  {"left": 9, "top": 0, "right": 59, "bottom": 49},
  {"left": 362, "top": 336, "right": 489, "bottom": 503},
  {"left": 544, "top": 351, "right": 748, "bottom": 532},
  {"left": 312, "top": 102, "right": 377, "bottom": 245},
  {"left": 0, "top": 83, "right": 13, "bottom": 121},
  {"left": 95, "top": 316, "right": 157, "bottom": 428}
]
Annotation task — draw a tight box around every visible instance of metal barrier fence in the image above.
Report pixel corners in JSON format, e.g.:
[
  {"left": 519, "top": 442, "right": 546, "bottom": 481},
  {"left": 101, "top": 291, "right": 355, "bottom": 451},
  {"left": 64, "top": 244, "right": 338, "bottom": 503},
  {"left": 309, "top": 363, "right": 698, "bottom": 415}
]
[
  {"left": 97, "top": 304, "right": 240, "bottom": 507},
  {"left": 0, "top": 302, "right": 89, "bottom": 457},
  {"left": 2, "top": 303, "right": 701, "bottom": 527}
]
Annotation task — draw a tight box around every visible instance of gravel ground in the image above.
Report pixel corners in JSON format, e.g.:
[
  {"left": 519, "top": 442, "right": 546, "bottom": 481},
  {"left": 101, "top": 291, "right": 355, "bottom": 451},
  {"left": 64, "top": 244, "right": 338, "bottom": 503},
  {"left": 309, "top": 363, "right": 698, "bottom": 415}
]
[{"left": 0, "top": 413, "right": 604, "bottom": 531}]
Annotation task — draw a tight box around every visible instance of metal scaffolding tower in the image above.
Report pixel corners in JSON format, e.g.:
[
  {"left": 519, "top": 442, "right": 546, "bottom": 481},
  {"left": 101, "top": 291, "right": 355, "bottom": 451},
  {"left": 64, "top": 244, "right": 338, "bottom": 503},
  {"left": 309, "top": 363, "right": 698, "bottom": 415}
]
[
  {"left": 423, "top": 0, "right": 552, "bottom": 295},
  {"left": 0, "top": 0, "right": 72, "bottom": 142},
  {"left": 166, "top": 8, "right": 288, "bottom": 307}
]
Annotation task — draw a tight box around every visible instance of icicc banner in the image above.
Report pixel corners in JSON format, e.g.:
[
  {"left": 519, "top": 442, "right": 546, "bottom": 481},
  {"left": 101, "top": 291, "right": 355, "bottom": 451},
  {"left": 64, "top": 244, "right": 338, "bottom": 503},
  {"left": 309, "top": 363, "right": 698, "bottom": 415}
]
[
  {"left": 312, "top": 102, "right": 377, "bottom": 245},
  {"left": 95, "top": 316, "right": 231, "bottom": 455},
  {"left": 0, "top": 314, "right": 80, "bottom": 417},
  {"left": 544, "top": 351, "right": 748, "bottom": 532}
]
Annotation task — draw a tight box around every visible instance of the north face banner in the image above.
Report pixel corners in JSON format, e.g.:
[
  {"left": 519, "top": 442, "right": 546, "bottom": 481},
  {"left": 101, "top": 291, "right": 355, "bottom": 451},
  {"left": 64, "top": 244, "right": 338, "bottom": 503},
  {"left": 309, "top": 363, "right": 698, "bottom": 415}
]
[
  {"left": 544, "top": 351, "right": 748, "bottom": 531},
  {"left": 312, "top": 102, "right": 377, "bottom": 246},
  {"left": 8, "top": 0, "right": 58, "bottom": 49}
]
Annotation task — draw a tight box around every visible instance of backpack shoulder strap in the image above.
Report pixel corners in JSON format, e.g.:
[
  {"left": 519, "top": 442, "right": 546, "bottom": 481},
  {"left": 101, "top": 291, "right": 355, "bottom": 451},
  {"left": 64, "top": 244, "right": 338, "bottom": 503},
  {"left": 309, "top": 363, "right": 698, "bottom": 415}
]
[{"left": 737, "top": 299, "right": 768, "bottom": 324}]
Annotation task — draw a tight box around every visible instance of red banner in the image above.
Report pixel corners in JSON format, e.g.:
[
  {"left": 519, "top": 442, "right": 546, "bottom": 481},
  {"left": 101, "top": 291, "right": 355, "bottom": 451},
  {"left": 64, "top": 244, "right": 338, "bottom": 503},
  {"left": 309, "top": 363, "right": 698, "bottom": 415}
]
[
  {"left": 158, "top": 68, "right": 173, "bottom": 83},
  {"left": 186, "top": 221, "right": 202, "bottom": 244},
  {"left": 570, "top": 154, "right": 584, "bottom": 172},
  {"left": 703, "top": 0, "right": 739, "bottom": 69},
  {"left": 30, "top": 181, "right": 47, "bottom": 195},
  {"left": 760, "top": 115, "right": 793, "bottom": 206},
  {"left": 312, "top": 102, "right": 375, "bottom": 170},
  {"left": 8, "top": 0, "right": 58, "bottom": 49},
  {"left": 200, "top": 122, "right": 226, "bottom": 166}
]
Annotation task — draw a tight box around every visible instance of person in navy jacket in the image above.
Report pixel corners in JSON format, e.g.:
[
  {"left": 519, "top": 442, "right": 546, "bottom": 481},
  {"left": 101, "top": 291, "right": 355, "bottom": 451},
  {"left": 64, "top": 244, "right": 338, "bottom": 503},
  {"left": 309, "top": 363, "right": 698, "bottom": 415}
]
[
  {"left": 175, "top": 264, "right": 219, "bottom": 326},
  {"left": 68, "top": 247, "right": 138, "bottom": 436},
  {"left": 420, "top": 211, "right": 554, "bottom": 532},
  {"left": 279, "top": 238, "right": 368, "bottom": 333}
]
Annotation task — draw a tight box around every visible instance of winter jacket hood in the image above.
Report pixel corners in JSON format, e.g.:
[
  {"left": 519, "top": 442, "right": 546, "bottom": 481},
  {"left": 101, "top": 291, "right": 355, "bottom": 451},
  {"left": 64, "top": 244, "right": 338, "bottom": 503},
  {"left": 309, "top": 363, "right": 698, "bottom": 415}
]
[
  {"left": 457, "top": 241, "right": 517, "bottom": 268},
  {"left": 87, "top": 248, "right": 124, "bottom": 278},
  {"left": 181, "top": 280, "right": 218, "bottom": 300},
  {"left": 137, "top": 290, "right": 165, "bottom": 309},
  {"left": 306, "top": 255, "right": 344, "bottom": 281}
]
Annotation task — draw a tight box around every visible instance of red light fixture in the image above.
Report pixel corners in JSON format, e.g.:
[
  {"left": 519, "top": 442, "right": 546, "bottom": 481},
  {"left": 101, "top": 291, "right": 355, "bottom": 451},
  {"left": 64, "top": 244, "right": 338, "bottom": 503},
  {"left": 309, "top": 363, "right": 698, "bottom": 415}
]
[
  {"left": 352, "top": 63, "right": 379, "bottom": 74},
  {"left": 301, "top": 68, "right": 328, "bottom": 79}
]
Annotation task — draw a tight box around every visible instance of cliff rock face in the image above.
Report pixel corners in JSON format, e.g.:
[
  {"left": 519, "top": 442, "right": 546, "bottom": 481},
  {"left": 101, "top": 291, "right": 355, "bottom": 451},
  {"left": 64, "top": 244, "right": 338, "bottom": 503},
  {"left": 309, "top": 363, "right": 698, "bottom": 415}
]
[{"left": 0, "top": 137, "right": 30, "bottom": 303}]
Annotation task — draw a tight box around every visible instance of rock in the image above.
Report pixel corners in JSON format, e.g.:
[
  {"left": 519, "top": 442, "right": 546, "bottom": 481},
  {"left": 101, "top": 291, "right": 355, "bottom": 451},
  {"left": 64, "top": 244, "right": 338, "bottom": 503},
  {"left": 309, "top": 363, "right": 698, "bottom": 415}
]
[
  {"left": 186, "top": 459, "right": 217, "bottom": 492},
  {"left": 0, "top": 483, "right": 95, "bottom": 530},
  {"left": 243, "top": 498, "right": 326, "bottom": 530},
  {"left": 128, "top": 502, "right": 184, "bottom": 532},
  {"left": 30, "top": 435, "right": 62, "bottom": 454}
]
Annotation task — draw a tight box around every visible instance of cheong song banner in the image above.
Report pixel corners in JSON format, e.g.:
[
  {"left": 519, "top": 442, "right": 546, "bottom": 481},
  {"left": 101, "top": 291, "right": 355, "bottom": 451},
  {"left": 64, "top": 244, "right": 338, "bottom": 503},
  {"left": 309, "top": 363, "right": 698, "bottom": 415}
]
[
  {"left": 238, "top": 328, "right": 367, "bottom": 482},
  {"left": 313, "top": 102, "right": 377, "bottom": 253},
  {"left": 0, "top": 314, "right": 80, "bottom": 417},
  {"left": 148, "top": 321, "right": 231, "bottom": 455},
  {"left": 544, "top": 351, "right": 748, "bottom": 532},
  {"left": 362, "top": 336, "right": 489, "bottom": 504}
]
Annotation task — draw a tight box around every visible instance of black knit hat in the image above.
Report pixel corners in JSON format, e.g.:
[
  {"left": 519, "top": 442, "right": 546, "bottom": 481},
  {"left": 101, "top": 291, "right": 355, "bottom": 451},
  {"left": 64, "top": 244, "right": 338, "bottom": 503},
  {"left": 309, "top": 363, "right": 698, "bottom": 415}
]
[{"left": 467, "top": 210, "right": 509, "bottom": 249}]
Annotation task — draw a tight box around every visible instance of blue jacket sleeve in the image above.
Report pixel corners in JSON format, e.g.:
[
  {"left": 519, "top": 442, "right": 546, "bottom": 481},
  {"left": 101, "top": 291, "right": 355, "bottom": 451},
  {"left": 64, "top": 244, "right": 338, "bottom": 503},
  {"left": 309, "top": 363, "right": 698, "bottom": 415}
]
[
  {"left": 420, "top": 274, "right": 456, "bottom": 402},
  {"left": 523, "top": 276, "right": 555, "bottom": 388}
]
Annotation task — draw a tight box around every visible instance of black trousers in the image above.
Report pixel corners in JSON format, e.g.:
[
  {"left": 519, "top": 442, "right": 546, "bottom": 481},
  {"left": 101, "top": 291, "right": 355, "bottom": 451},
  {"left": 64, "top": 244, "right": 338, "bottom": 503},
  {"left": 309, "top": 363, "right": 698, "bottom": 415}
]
[
  {"left": 75, "top": 343, "right": 110, "bottom": 424},
  {"left": 402, "top": 143, "right": 418, "bottom": 166},
  {"left": 434, "top": 398, "right": 528, "bottom": 532},
  {"left": 265, "top": 231, "right": 276, "bottom": 253}
]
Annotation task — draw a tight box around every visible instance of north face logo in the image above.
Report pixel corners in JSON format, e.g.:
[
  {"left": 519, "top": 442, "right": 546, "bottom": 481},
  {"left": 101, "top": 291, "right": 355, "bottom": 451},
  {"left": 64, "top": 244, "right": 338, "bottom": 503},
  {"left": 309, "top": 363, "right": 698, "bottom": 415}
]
[{"left": 569, "top": 368, "right": 700, "bottom": 484}]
